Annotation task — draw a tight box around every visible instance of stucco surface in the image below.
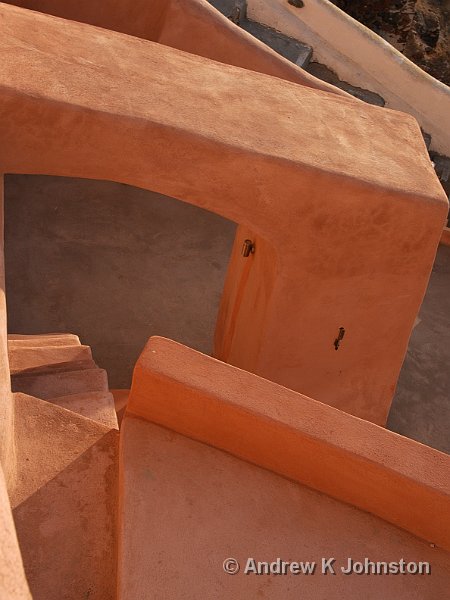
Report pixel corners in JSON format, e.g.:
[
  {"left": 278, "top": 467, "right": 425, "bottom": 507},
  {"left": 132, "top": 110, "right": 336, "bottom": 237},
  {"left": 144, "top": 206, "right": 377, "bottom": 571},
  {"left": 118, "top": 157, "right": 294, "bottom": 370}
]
[
  {"left": 50, "top": 391, "right": 119, "bottom": 429},
  {"left": 119, "top": 416, "right": 450, "bottom": 599},
  {"left": 5, "top": 176, "right": 450, "bottom": 451},
  {"left": 248, "top": 0, "right": 450, "bottom": 155},
  {"left": 0, "top": 4, "right": 447, "bottom": 423},
  {"left": 3, "top": 0, "right": 349, "bottom": 97},
  {"left": 0, "top": 466, "right": 31, "bottom": 599},
  {"left": 0, "top": 2, "right": 448, "bottom": 597},
  {"left": 8, "top": 333, "right": 81, "bottom": 346},
  {"left": 128, "top": 336, "right": 450, "bottom": 551},
  {"left": 11, "top": 367, "right": 109, "bottom": 399},
  {"left": 0, "top": 177, "right": 14, "bottom": 490},
  {"left": 11, "top": 393, "right": 118, "bottom": 600},
  {"left": 0, "top": 5, "right": 441, "bottom": 199},
  {"left": 8, "top": 344, "right": 93, "bottom": 374},
  {"left": 4, "top": 175, "right": 236, "bottom": 388}
]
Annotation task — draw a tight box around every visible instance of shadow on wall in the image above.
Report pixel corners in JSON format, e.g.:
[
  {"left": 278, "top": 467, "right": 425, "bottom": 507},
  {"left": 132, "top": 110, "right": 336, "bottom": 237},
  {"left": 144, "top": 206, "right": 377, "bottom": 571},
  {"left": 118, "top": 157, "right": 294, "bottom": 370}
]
[
  {"left": 4, "top": 175, "right": 236, "bottom": 388},
  {"left": 388, "top": 244, "right": 450, "bottom": 455}
]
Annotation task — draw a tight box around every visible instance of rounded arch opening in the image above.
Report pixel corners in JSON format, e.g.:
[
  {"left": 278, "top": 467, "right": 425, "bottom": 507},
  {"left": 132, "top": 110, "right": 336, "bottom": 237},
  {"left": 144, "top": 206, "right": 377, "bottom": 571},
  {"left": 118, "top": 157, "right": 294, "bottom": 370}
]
[{"left": 4, "top": 174, "right": 237, "bottom": 387}]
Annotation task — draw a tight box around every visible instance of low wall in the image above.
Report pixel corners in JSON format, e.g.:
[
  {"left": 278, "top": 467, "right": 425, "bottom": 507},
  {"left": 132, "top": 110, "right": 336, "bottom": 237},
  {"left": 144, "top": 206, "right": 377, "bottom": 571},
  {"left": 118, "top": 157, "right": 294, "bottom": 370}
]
[
  {"left": 1, "top": 5, "right": 447, "bottom": 424},
  {"left": 128, "top": 337, "right": 450, "bottom": 552},
  {"left": 3, "top": 0, "right": 349, "bottom": 97},
  {"left": 248, "top": 0, "right": 450, "bottom": 155}
]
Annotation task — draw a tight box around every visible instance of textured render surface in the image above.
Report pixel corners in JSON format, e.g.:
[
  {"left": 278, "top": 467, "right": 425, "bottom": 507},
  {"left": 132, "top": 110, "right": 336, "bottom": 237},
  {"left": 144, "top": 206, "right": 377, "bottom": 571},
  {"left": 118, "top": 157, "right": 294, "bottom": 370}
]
[
  {"left": 4, "top": 175, "right": 236, "bottom": 388},
  {"left": 119, "top": 417, "right": 450, "bottom": 600},
  {"left": 8, "top": 344, "right": 92, "bottom": 374},
  {"left": 11, "top": 367, "right": 109, "bottom": 399},
  {"left": 247, "top": 0, "right": 450, "bottom": 155},
  {"left": 0, "top": 4, "right": 447, "bottom": 423},
  {"left": 11, "top": 393, "right": 118, "bottom": 600},
  {"left": 389, "top": 244, "right": 450, "bottom": 454},
  {"left": 5, "top": 177, "right": 450, "bottom": 451},
  {"left": 0, "top": 177, "right": 15, "bottom": 491},
  {"left": 51, "top": 391, "right": 119, "bottom": 429},
  {"left": 4, "top": 0, "right": 348, "bottom": 97},
  {"left": 0, "top": 467, "right": 31, "bottom": 599},
  {"left": 0, "top": 4, "right": 447, "bottom": 600},
  {"left": 128, "top": 337, "right": 450, "bottom": 551},
  {"left": 7, "top": 333, "right": 81, "bottom": 346},
  {"left": 0, "top": 3, "right": 435, "bottom": 196}
]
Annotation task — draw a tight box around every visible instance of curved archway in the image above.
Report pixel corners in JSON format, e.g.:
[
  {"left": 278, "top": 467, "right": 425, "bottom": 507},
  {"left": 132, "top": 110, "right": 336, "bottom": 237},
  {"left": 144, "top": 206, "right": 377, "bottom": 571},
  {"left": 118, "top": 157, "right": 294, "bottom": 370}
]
[
  {"left": 5, "top": 174, "right": 237, "bottom": 387},
  {"left": 0, "top": 4, "right": 446, "bottom": 426}
]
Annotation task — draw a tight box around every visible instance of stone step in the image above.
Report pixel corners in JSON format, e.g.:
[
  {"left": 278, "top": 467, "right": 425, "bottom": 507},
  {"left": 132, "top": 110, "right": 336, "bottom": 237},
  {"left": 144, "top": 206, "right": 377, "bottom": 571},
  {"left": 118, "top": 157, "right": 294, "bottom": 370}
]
[
  {"left": 208, "top": 0, "right": 245, "bottom": 20},
  {"left": 209, "top": 0, "right": 313, "bottom": 68},
  {"left": 295, "top": 45, "right": 314, "bottom": 69},
  {"left": 10, "top": 359, "right": 98, "bottom": 377},
  {"left": 11, "top": 368, "right": 109, "bottom": 400},
  {"left": 50, "top": 391, "right": 118, "bottom": 429},
  {"left": 7, "top": 333, "right": 81, "bottom": 348},
  {"left": 11, "top": 393, "right": 117, "bottom": 600},
  {"left": 241, "top": 20, "right": 313, "bottom": 68},
  {"left": 209, "top": 0, "right": 390, "bottom": 105},
  {"left": 305, "top": 62, "right": 386, "bottom": 106},
  {"left": 8, "top": 344, "right": 93, "bottom": 375}
]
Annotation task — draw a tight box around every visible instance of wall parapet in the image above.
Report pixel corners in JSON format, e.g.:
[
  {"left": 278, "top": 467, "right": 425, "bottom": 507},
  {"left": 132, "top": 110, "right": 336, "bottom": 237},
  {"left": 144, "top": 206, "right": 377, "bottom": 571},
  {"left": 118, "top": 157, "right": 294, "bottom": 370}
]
[
  {"left": 128, "top": 337, "right": 450, "bottom": 552},
  {"left": 247, "top": 0, "right": 450, "bottom": 155}
]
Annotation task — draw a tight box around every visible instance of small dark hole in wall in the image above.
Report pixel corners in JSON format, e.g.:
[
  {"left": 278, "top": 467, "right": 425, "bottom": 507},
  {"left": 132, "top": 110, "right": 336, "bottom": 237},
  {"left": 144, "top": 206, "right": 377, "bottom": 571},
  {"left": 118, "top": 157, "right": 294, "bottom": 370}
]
[
  {"left": 288, "top": 0, "right": 304, "bottom": 8},
  {"left": 334, "top": 327, "right": 345, "bottom": 351}
]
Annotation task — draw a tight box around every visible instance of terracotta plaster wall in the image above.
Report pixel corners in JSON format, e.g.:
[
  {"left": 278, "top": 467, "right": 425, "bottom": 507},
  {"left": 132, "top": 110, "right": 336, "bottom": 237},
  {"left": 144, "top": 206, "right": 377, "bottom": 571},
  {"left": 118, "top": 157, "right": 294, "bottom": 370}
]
[
  {"left": 214, "top": 226, "right": 277, "bottom": 372},
  {"left": 119, "top": 416, "right": 450, "bottom": 599},
  {"left": 128, "top": 337, "right": 450, "bottom": 552},
  {"left": 0, "top": 177, "right": 14, "bottom": 491},
  {"left": 0, "top": 5, "right": 447, "bottom": 423},
  {"left": 3, "top": 0, "right": 170, "bottom": 41},
  {"left": 3, "top": 0, "right": 349, "bottom": 97},
  {"left": 0, "top": 466, "right": 31, "bottom": 599},
  {"left": 11, "top": 393, "right": 118, "bottom": 600},
  {"left": 248, "top": 0, "right": 450, "bottom": 155}
]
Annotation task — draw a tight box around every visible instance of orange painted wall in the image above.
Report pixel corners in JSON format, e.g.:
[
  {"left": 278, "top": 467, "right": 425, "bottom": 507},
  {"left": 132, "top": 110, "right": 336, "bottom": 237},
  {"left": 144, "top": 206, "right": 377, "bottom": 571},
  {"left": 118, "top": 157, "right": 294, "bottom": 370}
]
[
  {"left": 0, "top": 5, "right": 448, "bottom": 597},
  {"left": 4, "top": 0, "right": 349, "bottom": 96},
  {"left": 0, "top": 177, "right": 14, "bottom": 492},
  {"left": 128, "top": 337, "right": 450, "bottom": 552},
  {"left": 0, "top": 5, "right": 447, "bottom": 426},
  {"left": 0, "top": 466, "right": 31, "bottom": 599}
]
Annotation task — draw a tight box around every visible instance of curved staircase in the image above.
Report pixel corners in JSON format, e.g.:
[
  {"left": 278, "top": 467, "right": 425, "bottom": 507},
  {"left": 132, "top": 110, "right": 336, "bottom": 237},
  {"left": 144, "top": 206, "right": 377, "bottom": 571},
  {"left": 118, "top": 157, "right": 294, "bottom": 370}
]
[
  {"left": 8, "top": 333, "right": 118, "bottom": 429},
  {"left": 7, "top": 333, "right": 119, "bottom": 599}
]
